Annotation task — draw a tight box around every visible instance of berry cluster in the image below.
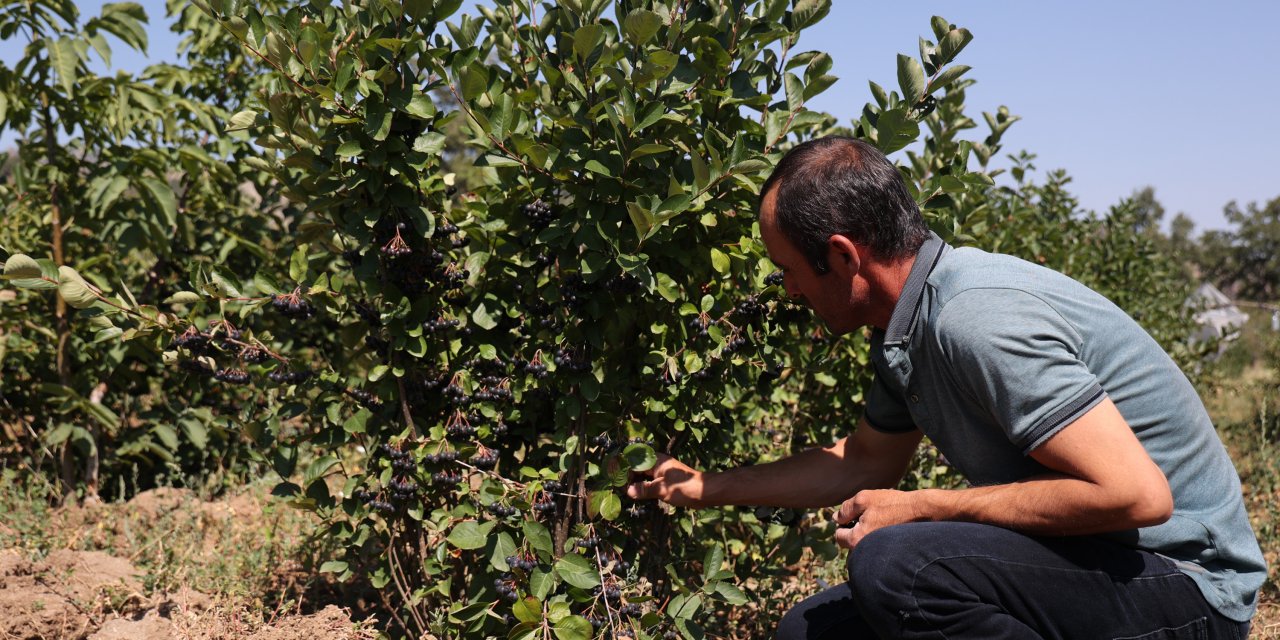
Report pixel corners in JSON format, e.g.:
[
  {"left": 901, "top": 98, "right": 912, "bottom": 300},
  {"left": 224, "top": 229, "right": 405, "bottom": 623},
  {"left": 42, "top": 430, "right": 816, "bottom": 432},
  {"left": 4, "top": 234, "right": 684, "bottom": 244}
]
[
  {"left": 347, "top": 388, "right": 382, "bottom": 409},
  {"left": 589, "top": 434, "right": 614, "bottom": 451},
  {"left": 423, "top": 316, "right": 460, "bottom": 333},
  {"left": 178, "top": 359, "right": 213, "bottom": 376},
  {"left": 388, "top": 478, "right": 417, "bottom": 500},
  {"left": 381, "top": 224, "right": 412, "bottom": 257},
  {"left": 171, "top": 326, "right": 213, "bottom": 354},
  {"left": 576, "top": 535, "right": 601, "bottom": 550},
  {"left": 618, "top": 602, "right": 643, "bottom": 618},
  {"left": 431, "top": 470, "right": 463, "bottom": 486},
  {"left": 505, "top": 553, "right": 537, "bottom": 572},
  {"left": 443, "top": 383, "right": 470, "bottom": 406},
  {"left": 553, "top": 346, "right": 591, "bottom": 373},
  {"left": 493, "top": 574, "right": 520, "bottom": 602},
  {"left": 521, "top": 199, "right": 555, "bottom": 231},
  {"left": 445, "top": 416, "right": 477, "bottom": 438},
  {"left": 381, "top": 444, "right": 415, "bottom": 473},
  {"left": 559, "top": 274, "right": 592, "bottom": 310},
  {"left": 352, "top": 489, "right": 395, "bottom": 513},
  {"left": 423, "top": 449, "right": 458, "bottom": 464},
  {"left": 722, "top": 334, "right": 750, "bottom": 355},
  {"left": 471, "top": 446, "right": 498, "bottom": 469},
  {"left": 532, "top": 491, "right": 557, "bottom": 515},
  {"left": 270, "top": 290, "right": 315, "bottom": 319},
  {"left": 593, "top": 583, "right": 622, "bottom": 602},
  {"left": 520, "top": 358, "right": 549, "bottom": 378},
  {"left": 764, "top": 270, "right": 785, "bottom": 286},
  {"left": 687, "top": 316, "right": 712, "bottom": 338},
  {"left": 353, "top": 300, "right": 381, "bottom": 327},
  {"left": 268, "top": 369, "right": 311, "bottom": 384},
  {"left": 214, "top": 368, "right": 250, "bottom": 384},
  {"left": 240, "top": 347, "right": 270, "bottom": 364},
  {"left": 606, "top": 272, "right": 641, "bottom": 295},
  {"left": 734, "top": 295, "right": 765, "bottom": 319},
  {"left": 488, "top": 503, "right": 519, "bottom": 518}
]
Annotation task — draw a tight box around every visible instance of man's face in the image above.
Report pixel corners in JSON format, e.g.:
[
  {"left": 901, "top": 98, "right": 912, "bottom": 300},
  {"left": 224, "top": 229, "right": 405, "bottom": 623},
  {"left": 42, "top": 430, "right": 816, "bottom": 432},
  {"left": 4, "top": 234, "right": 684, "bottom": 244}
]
[{"left": 759, "top": 189, "right": 865, "bottom": 336}]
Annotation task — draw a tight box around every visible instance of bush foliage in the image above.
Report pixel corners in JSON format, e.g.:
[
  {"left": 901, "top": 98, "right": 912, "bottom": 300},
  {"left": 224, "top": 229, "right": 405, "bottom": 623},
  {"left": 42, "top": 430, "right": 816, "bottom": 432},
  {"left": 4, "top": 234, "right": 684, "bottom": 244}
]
[{"left": 1, "top": 1, "right": 1196, "bottom": 637}]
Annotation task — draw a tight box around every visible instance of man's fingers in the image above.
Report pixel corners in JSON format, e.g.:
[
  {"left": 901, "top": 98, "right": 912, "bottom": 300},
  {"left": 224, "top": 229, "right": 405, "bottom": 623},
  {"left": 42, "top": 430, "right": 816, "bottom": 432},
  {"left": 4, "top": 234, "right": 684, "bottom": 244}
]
[
  {"left": 625, "top": 478, "right": 659, "bottom": 500},
  {"left": 835, "top": 491, "right": 872, "bottom": 525},
  {"left": 834, "top": 521, "right": 866, "bottom": 550}
]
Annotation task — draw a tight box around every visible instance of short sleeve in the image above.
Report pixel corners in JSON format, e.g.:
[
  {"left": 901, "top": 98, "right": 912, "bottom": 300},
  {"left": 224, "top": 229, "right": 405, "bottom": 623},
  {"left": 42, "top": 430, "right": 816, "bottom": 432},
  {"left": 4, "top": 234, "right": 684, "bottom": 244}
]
[
  {"left": 934, "top": 288, "right": 1106, "bottom": 454},
  {"left": 865, "top": 354, "right": 916, "bottom": 434}
]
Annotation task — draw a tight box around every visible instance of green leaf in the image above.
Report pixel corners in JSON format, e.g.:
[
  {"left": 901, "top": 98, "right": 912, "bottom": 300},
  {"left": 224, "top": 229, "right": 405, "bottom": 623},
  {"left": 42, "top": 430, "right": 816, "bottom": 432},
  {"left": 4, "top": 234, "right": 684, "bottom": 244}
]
[
  {"left": 303, "top": 455, "right": 339, "bottom": 486},
  {"left": 139, "top": 177, "right": 178, "bottom": 226},
  {"left": 524, "top": 520, "right": 553, "bottom": 556},
  {"left": 554, "top": 553, "right": 600, "bottom": 589},
  {"left": 929, "top": 65, "right": 971, "bottom": 93},
  {"left": 622, "top": 442, "right": 656, "bottom": 471},
  {"left": 875, "top": 107, "right": 920, "bottom": 155},
  {"left": 46, "top": 37, "right": 79, "bottom": 94},
  {"left": 319, "top": 560, "right": 348, "bottom": 574},
  {"left": 472, "top": 303, "right": 498, "bottom": 330},
  {"left": 412, "top": 131, "right": 446, "bottom": 155},
  {"left": 226, "top": 109, "right": 258, "bottom": 131},
  {"left": 629, "top": 143, "right": 670, "bottom": 160},
  {"left": 930, "top": 16, "right": 952, "bottom": 40},
  {"left": 552, "top": 615, "right": 593, "bottom": 640},
  {"left": 163, "top": 291, "right": 201, "bottom": 305},
  {"left": 513, "top": 596, "right": 542, "bottom": 624},
  {"left": 336, "top": 140, "right": 362, "bottom": 157},
  {"left": 529, "top": 567, "right": 555, "bottom": 599},
  {"left": 599, "top": 492, "right": 621, "bottom": 520},
  {"left": 572, "top": 24, "right": 603, "bottom": 61},
  {"left": 57, "top": 266, "right": 99, "bottom": 309},
  {"left": 289, "top": 244, "right": 309, "bottom": 283},
  {"left": 623, "top": 9, "right": 662, "bottom": 45},
  {"left": 714, "top": 582, "right": 749, "bottom": 605},
  {"left": 583, "top": 159, "right": 612, "bottom": 178},
  {"left": 3, "top": 254, "right": 42, "bottom": 279},
  {"left": 938, "top": 28, "right": 974, "bottom": 64},
  {"left": 710, "top": 248, "right": 730, "bottom": 275},
  {"left": 784, "top": 72, "right": 804, "bottom": 112},
  {"left": 897, "top": 54, "right": 926, "bottom": 106},
  {"left": 789, "top": 0, "right": 831, "bottom": 31},
  {"left": 447, "top": 520, "right": 496, "bottom": 550},
  {"left": 702, "top": 546, "right": 724, "bottom": 582}
]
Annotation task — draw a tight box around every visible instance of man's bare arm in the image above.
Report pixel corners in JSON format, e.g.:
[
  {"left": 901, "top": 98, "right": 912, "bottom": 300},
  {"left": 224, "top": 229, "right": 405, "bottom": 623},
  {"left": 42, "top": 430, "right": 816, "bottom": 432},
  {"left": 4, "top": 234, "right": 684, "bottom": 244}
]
[
  {"left": 625, "top": 418, "right": 922, "bottom": 509},
  {"left": 834, "top": 397, "right": 1173, "bottom": 547}
]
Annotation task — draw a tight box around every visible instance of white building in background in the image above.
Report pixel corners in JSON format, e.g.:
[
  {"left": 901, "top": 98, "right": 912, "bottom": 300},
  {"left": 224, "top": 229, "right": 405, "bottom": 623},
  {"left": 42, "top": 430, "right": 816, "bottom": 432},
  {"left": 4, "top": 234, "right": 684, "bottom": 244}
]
[{"left": 1187, "top": 282, "right": 1249, "bottom": 344}]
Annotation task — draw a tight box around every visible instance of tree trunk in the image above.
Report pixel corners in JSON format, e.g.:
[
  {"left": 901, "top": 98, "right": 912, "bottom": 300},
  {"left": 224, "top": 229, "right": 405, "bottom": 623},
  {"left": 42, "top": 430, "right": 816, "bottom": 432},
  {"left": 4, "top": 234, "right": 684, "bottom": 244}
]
[{"left": 43, "top": 96, "right": 81, "bottom": 505}]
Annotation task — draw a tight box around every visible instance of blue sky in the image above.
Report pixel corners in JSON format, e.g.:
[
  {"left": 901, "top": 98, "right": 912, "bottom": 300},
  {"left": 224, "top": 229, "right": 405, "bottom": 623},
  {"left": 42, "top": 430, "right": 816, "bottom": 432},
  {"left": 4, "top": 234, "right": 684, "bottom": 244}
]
[{"left": 2, "top": 1, "right": 1276, "bottom": 232}]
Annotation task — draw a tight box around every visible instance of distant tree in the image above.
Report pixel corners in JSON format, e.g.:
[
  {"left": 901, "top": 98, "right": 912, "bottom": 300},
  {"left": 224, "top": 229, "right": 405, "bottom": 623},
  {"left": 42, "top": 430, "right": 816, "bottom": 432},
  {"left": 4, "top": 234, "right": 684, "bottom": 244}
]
[
  {"left": 1129, "top": 186, "right": 1166, "bottom": 237},
  {"left": 1218, "top": 197, "right": 1280, "bottom": 300},
  {"left": 1168, "top": 212, "right": 1196, "bottom": 257}
]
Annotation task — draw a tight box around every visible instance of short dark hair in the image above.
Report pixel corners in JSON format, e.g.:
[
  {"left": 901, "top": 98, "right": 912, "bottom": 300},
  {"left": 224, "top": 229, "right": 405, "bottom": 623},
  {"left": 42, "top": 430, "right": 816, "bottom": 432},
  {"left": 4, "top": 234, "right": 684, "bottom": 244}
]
[{"left": 761, "top": 136, "right": 929, "bottom": 272}]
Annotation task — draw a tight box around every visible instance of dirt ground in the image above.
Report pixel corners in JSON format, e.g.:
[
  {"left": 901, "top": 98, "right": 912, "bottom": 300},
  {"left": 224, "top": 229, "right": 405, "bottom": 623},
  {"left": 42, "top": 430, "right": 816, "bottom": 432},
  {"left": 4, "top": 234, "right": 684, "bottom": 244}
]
[{"left": 0, "top": 487, "right": 376, "bottom": 640}]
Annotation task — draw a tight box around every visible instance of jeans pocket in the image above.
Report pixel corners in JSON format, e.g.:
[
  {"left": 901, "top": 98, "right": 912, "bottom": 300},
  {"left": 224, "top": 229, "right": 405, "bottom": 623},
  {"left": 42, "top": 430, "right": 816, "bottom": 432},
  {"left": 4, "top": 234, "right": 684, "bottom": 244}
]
[{"left": 1112, "top": 617, "right": 1207, "bottom": 640}]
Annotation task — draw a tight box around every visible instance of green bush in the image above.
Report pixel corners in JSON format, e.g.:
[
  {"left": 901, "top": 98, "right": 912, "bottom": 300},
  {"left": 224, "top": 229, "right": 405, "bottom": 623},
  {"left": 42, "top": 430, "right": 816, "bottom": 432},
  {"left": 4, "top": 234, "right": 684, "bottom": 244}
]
[{"left": 1, "top": 2, "right": 1200, "bottom": 637}]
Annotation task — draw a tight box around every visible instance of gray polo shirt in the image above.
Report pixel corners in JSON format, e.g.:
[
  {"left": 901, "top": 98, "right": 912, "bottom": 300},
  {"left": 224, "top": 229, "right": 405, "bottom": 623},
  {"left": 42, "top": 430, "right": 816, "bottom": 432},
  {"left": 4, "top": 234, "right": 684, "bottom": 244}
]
[{"left": 864, "top": 233, "right": 1266, "bottom": 622}]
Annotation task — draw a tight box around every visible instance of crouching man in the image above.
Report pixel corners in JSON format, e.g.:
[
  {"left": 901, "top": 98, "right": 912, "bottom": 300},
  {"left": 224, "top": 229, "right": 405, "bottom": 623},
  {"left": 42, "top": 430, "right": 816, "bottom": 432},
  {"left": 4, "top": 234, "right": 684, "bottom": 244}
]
[{"left": 626, "top": 136, "right": 1264, "bottom": 639}]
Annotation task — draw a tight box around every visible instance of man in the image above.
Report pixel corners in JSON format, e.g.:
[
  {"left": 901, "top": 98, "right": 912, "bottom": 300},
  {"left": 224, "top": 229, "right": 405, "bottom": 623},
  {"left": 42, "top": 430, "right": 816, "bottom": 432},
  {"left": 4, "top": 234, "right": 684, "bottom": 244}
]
[{"left": 624, "top": 136, "right": 1264, "bottom": 639}]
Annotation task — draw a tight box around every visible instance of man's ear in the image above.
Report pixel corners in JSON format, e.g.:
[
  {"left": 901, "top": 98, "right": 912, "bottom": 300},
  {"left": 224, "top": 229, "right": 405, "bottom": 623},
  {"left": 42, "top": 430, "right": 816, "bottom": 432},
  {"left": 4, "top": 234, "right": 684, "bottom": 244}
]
[{"left": 826, "top": 235, "right": 861, "bottom": 276}]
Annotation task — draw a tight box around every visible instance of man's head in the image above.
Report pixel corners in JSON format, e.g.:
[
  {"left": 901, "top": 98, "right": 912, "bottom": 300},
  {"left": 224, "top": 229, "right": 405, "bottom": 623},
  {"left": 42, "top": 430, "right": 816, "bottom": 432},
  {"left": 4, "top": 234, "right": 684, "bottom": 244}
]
[
  {"left": 759, "top": 136, "right": 929, "bottom": 333},
  {"left": 761, "top": 136, "right": 929, "bottom": 270}
]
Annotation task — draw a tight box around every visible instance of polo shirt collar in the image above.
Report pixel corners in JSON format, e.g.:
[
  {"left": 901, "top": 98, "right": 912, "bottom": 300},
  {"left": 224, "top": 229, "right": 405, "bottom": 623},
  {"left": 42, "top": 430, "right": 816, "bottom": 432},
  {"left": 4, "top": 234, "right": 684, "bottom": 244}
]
[{"left": 883, "top": 231, "right": 947, "bottom": 346}]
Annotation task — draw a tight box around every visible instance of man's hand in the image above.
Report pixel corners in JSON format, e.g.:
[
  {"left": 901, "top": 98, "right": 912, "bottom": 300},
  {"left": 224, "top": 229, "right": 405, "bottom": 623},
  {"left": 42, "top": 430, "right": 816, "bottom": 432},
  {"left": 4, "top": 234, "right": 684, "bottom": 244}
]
[
  {"left": 833, "top": 488, "right": 927, "bottom": 549},
  {"left": 624, "top": 453, "right": 706, "bottom": 508}
]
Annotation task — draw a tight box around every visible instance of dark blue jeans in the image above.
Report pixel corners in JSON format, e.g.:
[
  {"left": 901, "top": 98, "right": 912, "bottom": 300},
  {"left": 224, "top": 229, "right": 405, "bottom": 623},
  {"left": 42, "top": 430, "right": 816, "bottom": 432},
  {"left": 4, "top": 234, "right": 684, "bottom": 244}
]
[{"left": 777, "top": 522, "right": 1252, "bottom": 640}]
